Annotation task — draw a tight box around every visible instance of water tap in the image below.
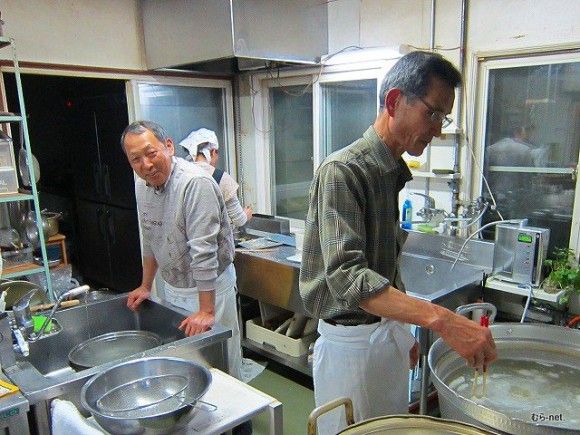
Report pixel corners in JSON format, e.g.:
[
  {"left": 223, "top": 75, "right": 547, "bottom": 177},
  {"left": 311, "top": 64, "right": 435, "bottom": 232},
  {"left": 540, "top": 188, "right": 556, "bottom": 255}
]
[
  {"left": 29, "top": 285, "right": 90, "bottom": 342},
  {"left": 12, "top": 289, "right": 38, "bottom": 337}
]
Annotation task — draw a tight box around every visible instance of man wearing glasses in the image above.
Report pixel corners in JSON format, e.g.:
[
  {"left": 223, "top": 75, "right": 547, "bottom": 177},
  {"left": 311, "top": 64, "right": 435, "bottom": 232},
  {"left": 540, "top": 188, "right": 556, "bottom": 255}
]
[{"left": 299, "top": 51, "right": 497, "bottom": 435}]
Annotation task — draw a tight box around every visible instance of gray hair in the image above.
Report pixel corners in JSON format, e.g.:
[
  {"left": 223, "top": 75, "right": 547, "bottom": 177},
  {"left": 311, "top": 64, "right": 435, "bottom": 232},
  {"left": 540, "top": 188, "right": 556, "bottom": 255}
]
[
  {"left": 120, "top": 120, "right": 170, "bottom": 153},
  {"left": 378, "top": 51, "right": 462, "bottom": 110}
]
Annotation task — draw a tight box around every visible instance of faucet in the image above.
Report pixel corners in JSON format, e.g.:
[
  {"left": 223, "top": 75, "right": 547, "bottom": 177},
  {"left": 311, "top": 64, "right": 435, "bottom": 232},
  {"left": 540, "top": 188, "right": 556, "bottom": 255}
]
[
  {"left": 29, "top": 285, "right": 90, "bottom": 342},
  {"left": 12, "top": 289, "right": 39, "bottom": 337},
  {"left": 411, "top": 193, "right": 450, "bottom": 226}
]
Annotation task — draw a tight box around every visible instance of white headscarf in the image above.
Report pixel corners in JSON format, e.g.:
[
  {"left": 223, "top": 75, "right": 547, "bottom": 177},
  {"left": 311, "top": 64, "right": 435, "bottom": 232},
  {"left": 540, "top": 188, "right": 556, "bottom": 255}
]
[{"left": 180, "top": 128, "right": 219, "bottom": 162}]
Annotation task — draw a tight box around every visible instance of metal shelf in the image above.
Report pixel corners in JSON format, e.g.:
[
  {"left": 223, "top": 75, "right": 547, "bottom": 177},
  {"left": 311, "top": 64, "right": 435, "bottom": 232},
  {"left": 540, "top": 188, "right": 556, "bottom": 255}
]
[
  {"left": 0, "top": 114, "right": 24, "bottom": 123},
  {"left": 1, "top": 263, "right": 45, "bottom": 279},
  {"left": 410, "top": 170, "right": 460, "bottom": 180},
  {"left": 242, "top": 338, "right": 312, "bottom": 377},
  {"left": 0, "top": 37, "right": 53, "bottom": 298},
  {"left": 0, "top": 192, "right": 34, "bottom": 202}
]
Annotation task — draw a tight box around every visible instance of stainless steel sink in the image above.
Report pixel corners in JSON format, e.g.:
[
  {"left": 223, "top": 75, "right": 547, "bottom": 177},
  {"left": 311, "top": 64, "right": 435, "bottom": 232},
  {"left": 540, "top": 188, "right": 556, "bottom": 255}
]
[
  {"left": 2, "top": 293, "right": 231, "bottom": 434},
  {"left": 400, "top": 231, "right": 495, "bottom": 302}
]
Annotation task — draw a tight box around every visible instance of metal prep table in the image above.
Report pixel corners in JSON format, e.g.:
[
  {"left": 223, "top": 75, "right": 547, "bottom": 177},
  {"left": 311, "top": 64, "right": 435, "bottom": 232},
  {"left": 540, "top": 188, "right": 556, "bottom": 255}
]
[
  {"left": 0, "top": 373, "right": 30, "bottom": 435},
  {"left": 234, "top": 243, "right": 313, "bottom": 376}
]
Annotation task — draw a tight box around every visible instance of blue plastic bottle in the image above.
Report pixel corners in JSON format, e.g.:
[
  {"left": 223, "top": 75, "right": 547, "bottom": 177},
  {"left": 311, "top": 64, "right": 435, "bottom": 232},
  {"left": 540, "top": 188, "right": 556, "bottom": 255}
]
[{"left": 402, "top": 199, "right": 413, "bottom": 230}]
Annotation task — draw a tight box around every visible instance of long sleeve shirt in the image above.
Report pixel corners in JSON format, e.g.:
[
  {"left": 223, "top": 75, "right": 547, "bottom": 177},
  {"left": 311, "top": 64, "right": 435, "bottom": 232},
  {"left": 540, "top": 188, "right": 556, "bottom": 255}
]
[
  {"left": 135, "top": 157, "right": 235, "bottom": 291},
  {"left": 299, "top": 126, "right": 412, "bottom": 325}
]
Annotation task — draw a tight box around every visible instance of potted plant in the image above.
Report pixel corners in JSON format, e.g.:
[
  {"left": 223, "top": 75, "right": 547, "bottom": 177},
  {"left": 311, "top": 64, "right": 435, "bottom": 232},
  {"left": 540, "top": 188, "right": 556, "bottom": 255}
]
[{"left": 543, "top": 248, "right": 580, "bottom": 313}]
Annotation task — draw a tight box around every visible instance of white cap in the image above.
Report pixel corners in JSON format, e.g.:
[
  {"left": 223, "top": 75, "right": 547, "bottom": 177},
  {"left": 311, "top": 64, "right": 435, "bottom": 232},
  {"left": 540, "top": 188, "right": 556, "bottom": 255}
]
[{"left": 180, "top": 128, "right": 219, "bottom": 162}]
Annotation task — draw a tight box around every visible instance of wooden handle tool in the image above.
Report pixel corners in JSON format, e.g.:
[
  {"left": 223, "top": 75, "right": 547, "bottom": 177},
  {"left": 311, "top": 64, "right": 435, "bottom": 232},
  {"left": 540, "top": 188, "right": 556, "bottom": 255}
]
[{"left": 30, "top": 299, "right": 80, "bottom": 312}]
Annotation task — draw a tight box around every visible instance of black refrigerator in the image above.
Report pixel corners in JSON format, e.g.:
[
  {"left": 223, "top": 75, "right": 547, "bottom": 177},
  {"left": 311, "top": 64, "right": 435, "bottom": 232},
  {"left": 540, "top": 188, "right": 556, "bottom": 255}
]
[{"left": 66, "top": 92, "right": 142, "bottom": 292}]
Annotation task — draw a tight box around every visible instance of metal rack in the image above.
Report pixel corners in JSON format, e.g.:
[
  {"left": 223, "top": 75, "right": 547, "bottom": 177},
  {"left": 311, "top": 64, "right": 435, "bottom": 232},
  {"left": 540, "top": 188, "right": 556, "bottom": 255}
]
[{"left": 0, "top": 37, "right": 53, "bottom": 298}]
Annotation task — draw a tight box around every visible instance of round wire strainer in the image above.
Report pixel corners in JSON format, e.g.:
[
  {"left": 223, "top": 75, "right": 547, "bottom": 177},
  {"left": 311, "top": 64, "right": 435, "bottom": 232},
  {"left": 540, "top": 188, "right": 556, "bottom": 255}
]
[{"left": 96, "top": 373, "right": 190, "bottom": 415}]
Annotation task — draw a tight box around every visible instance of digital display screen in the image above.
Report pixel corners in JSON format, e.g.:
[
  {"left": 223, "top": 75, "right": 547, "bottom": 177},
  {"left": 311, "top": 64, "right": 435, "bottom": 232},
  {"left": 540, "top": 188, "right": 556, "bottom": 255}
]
[{"left": 518, "top": 233, "right": 533, "bottom": 243}]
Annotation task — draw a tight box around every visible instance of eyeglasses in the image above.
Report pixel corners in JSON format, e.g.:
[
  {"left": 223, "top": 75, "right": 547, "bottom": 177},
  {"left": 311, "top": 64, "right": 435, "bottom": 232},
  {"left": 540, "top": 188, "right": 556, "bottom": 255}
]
[{"left": 409, "top": 92, "right": 453, "bottom": 128}]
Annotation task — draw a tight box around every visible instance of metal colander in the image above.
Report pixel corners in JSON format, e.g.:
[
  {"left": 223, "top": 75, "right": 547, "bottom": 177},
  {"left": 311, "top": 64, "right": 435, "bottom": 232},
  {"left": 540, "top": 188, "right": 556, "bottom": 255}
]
[
  {"left": 95, "top": 373, "right": 190, "bottom": 416},
  {"left": 81, "top": 357, "right": 213, "bottom": 434}
]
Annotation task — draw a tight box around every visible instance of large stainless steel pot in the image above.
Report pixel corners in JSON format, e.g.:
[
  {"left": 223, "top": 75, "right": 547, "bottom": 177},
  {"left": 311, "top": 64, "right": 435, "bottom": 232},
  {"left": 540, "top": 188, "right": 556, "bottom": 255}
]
[{"left": 429, "top": 323, "right": 580, "bottom": 434}]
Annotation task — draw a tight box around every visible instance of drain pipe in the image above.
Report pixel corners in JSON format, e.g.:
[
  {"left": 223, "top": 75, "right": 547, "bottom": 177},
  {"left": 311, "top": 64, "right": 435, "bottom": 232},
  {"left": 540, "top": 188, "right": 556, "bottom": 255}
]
[{"left": 452, "top": 0, "right": 468, "bottom": 215}]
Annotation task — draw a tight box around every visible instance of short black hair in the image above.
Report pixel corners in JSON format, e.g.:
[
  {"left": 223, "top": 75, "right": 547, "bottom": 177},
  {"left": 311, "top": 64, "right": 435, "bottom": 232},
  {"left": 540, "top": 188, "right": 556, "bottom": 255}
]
[{"left": 378, "top": 51, "right": 462, "bottom": 110}]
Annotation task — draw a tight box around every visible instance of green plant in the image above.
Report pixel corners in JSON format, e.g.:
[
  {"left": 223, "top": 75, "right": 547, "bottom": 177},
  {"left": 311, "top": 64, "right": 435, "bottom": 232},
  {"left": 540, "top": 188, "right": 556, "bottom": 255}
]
[{"left": 543, "top": 248, "right": 580, "bottom": 304}]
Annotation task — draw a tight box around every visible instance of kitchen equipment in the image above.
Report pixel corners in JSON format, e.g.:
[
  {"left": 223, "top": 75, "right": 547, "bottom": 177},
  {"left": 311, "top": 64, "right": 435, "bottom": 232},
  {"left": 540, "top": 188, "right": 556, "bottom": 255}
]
[
  {"left": 23, "top": 210, "right": 49, "bottom": 247},
  {"left": 493, "top": 223, "right": 550, "bottom": 287},
  {"left": 68, "top": 330, "right": 163, "bottom": 371},
  {"left": 244, "top": 213, "right": 291, "bottom": 235},
  {"left": 429, "top": 323, "right": 580, "bottom": 434},
  {"left": 81, "top": 356, "right": 212, "bottom": 434},
  {"left": 0, "top": 227, "right": 21, "bottom": 248},
  {"left": 308, "top": 397, "right": 495, "bottom": 434},
  {"left": 40, "top": 211, "right": 61, "bottom": 237},
  {"left": 0, "top": 280, "right": 47, "bottom": 310},
  {"left": 18, "top": 127, "right": 40, "bottom": 187},
  {"left": 141, "top": 0, "right": 327, "bottom": 73},
  {"left": 30, "top": 299, "right": 80, "bottom": 312},
  {"left": 80, "top": 288, "right": 115, "bottom": 303}
]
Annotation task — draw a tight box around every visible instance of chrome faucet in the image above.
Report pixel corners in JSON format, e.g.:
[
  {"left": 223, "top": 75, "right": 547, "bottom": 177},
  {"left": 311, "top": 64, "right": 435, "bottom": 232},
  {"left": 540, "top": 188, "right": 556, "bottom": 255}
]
[
  {"left": 12, "top": 289, "right": 38, "bottom": 337},
  {"left": 29, "top": 285, "right": 89, "bottom": 342}
]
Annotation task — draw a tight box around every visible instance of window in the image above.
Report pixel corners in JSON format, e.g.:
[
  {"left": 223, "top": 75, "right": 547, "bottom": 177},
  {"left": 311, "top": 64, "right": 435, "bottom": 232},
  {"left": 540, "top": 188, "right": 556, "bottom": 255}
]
[
  {"left": 476, "top": 51, "right": 580, "bottom": 257},
  {"left": 255, "top": 57, "right": 400, "bottom": 223},
  {"left": 131, "top": 80, "right": 235, "bottom": 173}
]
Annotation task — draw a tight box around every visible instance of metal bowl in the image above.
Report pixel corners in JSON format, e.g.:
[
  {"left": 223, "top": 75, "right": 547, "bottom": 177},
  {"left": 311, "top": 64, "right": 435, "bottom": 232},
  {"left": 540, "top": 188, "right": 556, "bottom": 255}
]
[
  {"left": 81, "top": 357, "right": 212, "bottom": 434},
  {"left": 68, "top": 330, "right": 163, "bottom": 371}
]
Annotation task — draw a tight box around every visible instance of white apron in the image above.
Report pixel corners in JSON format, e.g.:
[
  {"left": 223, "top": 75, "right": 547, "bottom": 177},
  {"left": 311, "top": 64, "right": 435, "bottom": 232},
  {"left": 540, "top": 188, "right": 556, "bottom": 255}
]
[
  {"left": 313, "top": 319, "right": 415, "bottom": 435},
  {"left": 164, "top": 264, "right": 243, "bottom": 380}
]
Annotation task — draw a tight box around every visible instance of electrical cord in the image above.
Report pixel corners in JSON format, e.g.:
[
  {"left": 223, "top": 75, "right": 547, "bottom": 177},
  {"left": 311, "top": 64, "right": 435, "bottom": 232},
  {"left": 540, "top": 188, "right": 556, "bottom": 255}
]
[{"left": 519, "top": 284, "right": 534, "bottom": 323}]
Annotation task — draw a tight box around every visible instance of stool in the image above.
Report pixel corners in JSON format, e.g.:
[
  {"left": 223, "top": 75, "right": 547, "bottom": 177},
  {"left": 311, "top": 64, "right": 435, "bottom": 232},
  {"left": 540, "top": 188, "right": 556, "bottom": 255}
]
[{"left": 46, "top": 234, "right": 68, "bottom": 265}]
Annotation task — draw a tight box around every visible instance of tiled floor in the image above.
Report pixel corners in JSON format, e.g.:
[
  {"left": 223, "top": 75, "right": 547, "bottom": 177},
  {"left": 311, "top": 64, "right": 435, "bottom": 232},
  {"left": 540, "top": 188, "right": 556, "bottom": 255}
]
[{"left": 247, "top": 358, "right": 315, "bottom": 435}]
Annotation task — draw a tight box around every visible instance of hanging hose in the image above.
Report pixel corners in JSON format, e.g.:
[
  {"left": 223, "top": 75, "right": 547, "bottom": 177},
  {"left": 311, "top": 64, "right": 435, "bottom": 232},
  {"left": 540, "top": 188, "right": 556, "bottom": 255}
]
[{"left": 519, "top": 284, "right": 533, "bottom": 323}]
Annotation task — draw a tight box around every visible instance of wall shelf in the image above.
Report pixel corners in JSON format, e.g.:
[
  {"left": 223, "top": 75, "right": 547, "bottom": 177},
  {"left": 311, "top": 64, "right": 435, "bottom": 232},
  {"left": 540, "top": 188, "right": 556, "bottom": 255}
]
[{"left": 410, "top": 170, "right": 460, "bottom": 180}]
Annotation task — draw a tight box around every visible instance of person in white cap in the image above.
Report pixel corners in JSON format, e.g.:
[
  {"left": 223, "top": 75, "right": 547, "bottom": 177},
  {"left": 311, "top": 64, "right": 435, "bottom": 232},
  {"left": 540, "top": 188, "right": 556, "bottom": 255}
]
[{"left": 180, "top": 128, "right": 252, "bottom": 227}]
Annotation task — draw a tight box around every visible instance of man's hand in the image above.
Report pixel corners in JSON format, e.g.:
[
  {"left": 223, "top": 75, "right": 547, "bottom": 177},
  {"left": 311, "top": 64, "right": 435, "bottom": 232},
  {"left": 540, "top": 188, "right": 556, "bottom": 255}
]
[
  {"left": 127, "top": 286, "right": 151, "bottom": 312},
  {"left": 178, "top": 311, "right": 215, "bottom": 336},
  {"left": 409, "top": 340, "right": 419, "bottom": 369},
  {"left": 438, "top": 312, "right": 497, "bottom": 368}
]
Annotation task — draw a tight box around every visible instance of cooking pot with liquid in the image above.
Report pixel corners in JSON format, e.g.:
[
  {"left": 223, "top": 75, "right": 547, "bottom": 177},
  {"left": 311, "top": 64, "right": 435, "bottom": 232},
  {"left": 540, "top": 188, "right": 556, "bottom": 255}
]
[{"left": 428, "top": 323, "right": 580, "bottom": 434}]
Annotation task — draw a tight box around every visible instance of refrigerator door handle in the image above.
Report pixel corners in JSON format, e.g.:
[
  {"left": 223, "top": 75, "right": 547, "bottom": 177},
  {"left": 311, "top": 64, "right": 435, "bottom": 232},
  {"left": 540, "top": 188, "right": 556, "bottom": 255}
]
[
  {"left": 106, "top": 208, "right": 116, "bottom": 245},
  {"left": 102, "top": 164, "right": 111, "bottom": 199},
  {"left": 96, "top": 206, "right": 106, "bottom": 239},
  {"left": 93, "top": 163, "right": 103, "bottom": 196}
]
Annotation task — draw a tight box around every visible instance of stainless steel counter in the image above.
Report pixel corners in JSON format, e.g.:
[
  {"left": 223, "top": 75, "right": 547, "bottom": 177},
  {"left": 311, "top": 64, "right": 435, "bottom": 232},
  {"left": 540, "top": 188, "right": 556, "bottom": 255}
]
[
  {"left": 235, "top": 245, "right": 307, "bottom": 315},
  {"left": 234, "top": 245, "right": 314, "bottom": 375},
  {"left": 0, "top": 373, "right": 30, "bottom": 434}
]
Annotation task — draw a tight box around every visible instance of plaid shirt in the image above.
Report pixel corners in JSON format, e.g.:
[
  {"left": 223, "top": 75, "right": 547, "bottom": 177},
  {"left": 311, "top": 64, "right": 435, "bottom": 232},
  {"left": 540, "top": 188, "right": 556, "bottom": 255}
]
[{"left": 299, "top": 126, "right": 412, "bottom": 325}]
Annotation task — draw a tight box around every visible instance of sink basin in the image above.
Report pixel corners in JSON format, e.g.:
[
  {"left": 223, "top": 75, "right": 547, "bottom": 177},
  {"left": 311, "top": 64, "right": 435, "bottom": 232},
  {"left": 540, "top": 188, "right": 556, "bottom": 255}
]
[
  {"left": 400, "top": 231, "right": 494, "bottom": 302},
  {"left": 2, "top": 294, "right": 231, "bottom": 434},
  {"left": 20, "top": 295, "right": 183, "bottom": 377}
]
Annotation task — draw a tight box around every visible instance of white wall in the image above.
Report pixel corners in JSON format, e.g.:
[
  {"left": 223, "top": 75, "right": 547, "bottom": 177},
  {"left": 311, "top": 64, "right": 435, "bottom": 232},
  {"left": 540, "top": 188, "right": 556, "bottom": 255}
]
[
  {"left": 0, "top": 0, "right": 145, "bottom": 69},
  {"left": 237, "top": 0, "right": 580, "bottom": 218},
  {"left": 1, "top": 0, "right": 579, "bottom": 215}
]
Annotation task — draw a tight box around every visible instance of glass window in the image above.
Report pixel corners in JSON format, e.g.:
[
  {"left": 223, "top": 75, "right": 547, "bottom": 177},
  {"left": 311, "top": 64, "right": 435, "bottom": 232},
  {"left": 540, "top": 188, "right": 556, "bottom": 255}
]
[
  {"left": 320, "top": 79, "right": 377, "bottom": 157},
  {"left": 481, "top": 57, "right": 580, "bottom": 257},
  {"left": 136, "top": 83, "right": 229, "bottom": 171},
  {"left": 269, "top": 85, "right": 313, "bottom": 220}
]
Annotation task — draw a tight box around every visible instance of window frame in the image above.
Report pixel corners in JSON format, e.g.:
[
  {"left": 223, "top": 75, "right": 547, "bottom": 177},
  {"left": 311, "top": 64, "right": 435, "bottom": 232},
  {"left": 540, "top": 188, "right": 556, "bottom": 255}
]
[
  {"left": 251, "top": 57, "right": 400, "bottom": 228},
  {"left": 467, "top": 47, "right": 580, "bottom": 256}
]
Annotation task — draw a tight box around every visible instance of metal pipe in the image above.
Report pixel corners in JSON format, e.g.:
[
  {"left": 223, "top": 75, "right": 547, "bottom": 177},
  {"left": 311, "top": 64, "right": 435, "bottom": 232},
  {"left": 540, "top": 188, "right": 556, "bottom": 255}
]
[
  {"left": 430, "top": 0, "right": 436, "bottom": 50},
  {"left": 452, "top": 0, "right": 468, "bottom": 214}
]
